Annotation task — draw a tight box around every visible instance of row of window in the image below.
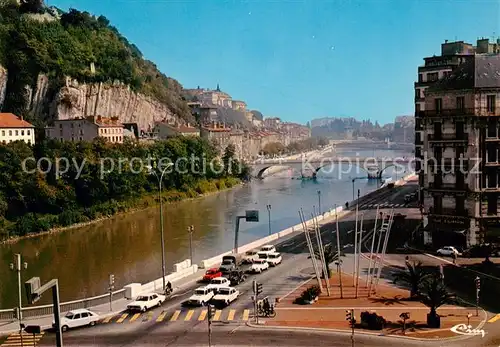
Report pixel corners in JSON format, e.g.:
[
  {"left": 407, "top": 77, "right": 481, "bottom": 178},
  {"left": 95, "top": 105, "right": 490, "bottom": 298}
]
[
  {"left": 1, "top": 139, "right": 32, "bottom": 144},
  {"left": 100, "top": 128, "right": 122, "bottom": 135},
  {"left": 1, "top": 129, "right": 31, "bottom": 137},
  {"left": 433, "top": 95, "right": 496, "bottom": 112},
  {"left": 417, "top": 71, "right": 451, "bottom": 83}
]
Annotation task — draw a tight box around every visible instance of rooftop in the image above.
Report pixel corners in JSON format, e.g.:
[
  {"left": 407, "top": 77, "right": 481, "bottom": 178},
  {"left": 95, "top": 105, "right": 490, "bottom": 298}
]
[
  {"left": 157, "top": 122, "right": 199, "bottom": 133},
  {"left": 427, "top": 54, "right": 500, "bottom": 92},
  {"left": 0, "top": 113, "right": 34, "bottom": 128}
]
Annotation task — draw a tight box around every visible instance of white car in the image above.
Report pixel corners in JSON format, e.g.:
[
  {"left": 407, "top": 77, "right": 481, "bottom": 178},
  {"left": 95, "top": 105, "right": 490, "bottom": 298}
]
[
  {"left": 242, "top": 250, "right": 259, "bottom": 263},
  {"left": 127, "top": 293, "right": 165, "bottom": 312},
  {"left": 52, "top": 309, "right": 100, "bottom": 332},
  {"left": 437, "top": 246, "right": 461, "bottom": 257},
  {"left": 250, "top": 259, "right": 269, "bottom": 273},
  {"left": 211, "top": 287, "right": 239, "bottom": 307},
  {"left": 205, "top": 277, "right": 231, "bottom": 293},
  {"left": 259, "top": 245, "right": 276, "bottom": 255},
  {"left": 186, "top": 287, "right": 214, "bottom": 306},
  {"left": 266, "top": 252, "right": 282, "bottom": 266}
]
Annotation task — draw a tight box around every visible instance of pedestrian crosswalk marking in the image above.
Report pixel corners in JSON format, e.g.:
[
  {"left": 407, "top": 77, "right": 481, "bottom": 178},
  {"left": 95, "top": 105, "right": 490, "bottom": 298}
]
[
  {"left": 185, "top": 310, "right": 194, "bottom": 321},
  {"left": 227, "top": 309, "right": 235, "bottom": 321},
  {"left": 242, "top": 309, "right": 249, "bottom": 321},
  {"left": 156, "top": 311, "right": 168, "bottom": 322},
  {"left": 488, "top": 314, "right": 500, "bottom": 323},
  {"left": 102, "top": 315, "right": 114, "bottom": 323},
  {"left": 129, "top": 313, "right": 141, "bottom": 322},
  {"left": 170, "top": 310, "right": 181, "bottom": 321},
  {"left": 143, "top": 312, "right": 153, "bottom": 322},
  {"left": 1, "top": 332, "right": 44, "bottom": 347},
  {"left": 213, "top": 310, "right": 222, "bottom": 321},
  {"left": 199, "top": 310, "right": 207, "bottom": 321},
  {"left": 116, "top": 313, "right": 128, "bottom": 323}
]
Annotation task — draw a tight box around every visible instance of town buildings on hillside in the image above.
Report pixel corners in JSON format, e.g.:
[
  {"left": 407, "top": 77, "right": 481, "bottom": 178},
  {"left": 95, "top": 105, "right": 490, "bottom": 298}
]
[
  {"left": 415, "top": 38, "right": 500, "bottom": 248},
  {"left": 0, "top": 113, "right": 35, "bottom": 145},
  {"left": 45, "top": 116, "right": 125, "bottom": 143},
  {"left": 393, "top": 116, "right": 415, "bottom": 143}
]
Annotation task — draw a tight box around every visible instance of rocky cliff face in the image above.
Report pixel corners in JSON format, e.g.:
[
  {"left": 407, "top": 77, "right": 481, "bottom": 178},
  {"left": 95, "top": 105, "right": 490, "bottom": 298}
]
[{"left": 1, "top": 65, "right": 178, "bottom": 130}]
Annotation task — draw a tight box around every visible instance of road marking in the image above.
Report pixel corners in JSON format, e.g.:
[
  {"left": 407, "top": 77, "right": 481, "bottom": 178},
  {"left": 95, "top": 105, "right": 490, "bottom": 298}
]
[
  {"left": 227, "top": 309, "right": 235, "bottom": 321},
  {"left": 185, "top": 310, "right": 194, "bottom": 321},
  {"left": 129, "top": 313, "right": 141, "bottom": 322},
  {"left": 156, "top": 311, "right": 168, "bottom": 322},
  {"left": 143, "top": 312, "right": 153, "bottom": 321},
  {"left": 116, "top": 313, "right": 128, "bottom": 323},
  {"left": 198, "top": 310, "right": 207, "bottom": 321},
  {"left": 170, "top": 310, "right": 181, "bottom": 321},
  {"left": 242, "top": 309, "right": 250, "bottom": 321},
  {"left": 102, "top": 315, "right": 114, "bottom": 323},
  {"left": 488, "top": 314, "right": 500, "bottom": 323},
  {"left": 213, "top": 309, "right": 222, "bottom": 321}
]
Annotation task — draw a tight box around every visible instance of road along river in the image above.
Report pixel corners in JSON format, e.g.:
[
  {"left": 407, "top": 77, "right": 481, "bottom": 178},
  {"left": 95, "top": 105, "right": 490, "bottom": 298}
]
[{"left": 0, "top": 149, "right": 411, "bottom": 307}]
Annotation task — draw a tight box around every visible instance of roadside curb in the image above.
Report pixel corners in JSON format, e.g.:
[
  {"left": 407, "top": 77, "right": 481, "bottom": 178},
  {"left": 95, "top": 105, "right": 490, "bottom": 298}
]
[{"left": 244, "top": 320, "right": 485, "bottom": 342}]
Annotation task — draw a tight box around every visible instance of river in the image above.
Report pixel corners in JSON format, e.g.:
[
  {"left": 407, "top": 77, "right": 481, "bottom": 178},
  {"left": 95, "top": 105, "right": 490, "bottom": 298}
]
[{"left": 0, "top": 149, "right": 411, "bottom": 307}]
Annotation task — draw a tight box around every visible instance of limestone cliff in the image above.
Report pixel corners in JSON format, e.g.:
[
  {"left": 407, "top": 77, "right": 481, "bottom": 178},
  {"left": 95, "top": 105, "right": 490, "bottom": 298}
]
[{"left": 1, "top": 66, "right": 178, "bottom": 130}]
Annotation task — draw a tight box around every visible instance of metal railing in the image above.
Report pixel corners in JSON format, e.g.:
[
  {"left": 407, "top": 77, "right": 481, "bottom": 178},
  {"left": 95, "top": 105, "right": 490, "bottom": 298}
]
[
  {"left": 0, "top": 289, "right": 126, "bottom": 321},
  {"left": 428, "top": 182, "right": 467, "bottom": 190},
  {"left": 428, "top": 133, "right": 468, "bottom": 142},
  {"left": 425, "top": 107, "right": 500, "bottom": 117}
]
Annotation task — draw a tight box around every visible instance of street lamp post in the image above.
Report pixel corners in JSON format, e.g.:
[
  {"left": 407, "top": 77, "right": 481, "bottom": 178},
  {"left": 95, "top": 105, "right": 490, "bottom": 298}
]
[
  {"left": 10, "top": 254, "right": 27, "bottom": 345},
  {"left": 317, "top": 190, "right": 322, "bottom": 215},
  {"left": 150, "top": 161, "right": 174, "bottom": 291},
  {"left": 352, "top": 179, "right": 355, "bottom": 201},
  {"left": 187, "top": 225, "right": 194, "bottom": 264},
  {"left": 266, "top": 204, "right": 272, "bottom": 236}
]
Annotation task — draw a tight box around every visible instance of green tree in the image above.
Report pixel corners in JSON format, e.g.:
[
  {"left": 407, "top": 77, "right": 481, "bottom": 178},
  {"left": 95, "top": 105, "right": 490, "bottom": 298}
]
[
  {"left": 308, "top": 243, "right": 343, "bottom": 277},
  {"left": 393, "top": 261, "right": 431, "bottom": 298},
  {"left": 222, "top": 144, "right": 236, "bottom": 175}
]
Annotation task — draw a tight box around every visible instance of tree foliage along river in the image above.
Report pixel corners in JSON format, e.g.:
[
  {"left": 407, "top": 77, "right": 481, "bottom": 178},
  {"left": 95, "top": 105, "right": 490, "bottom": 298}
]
[{"left": 0, "top": 136, "right": 249, "bottom": 240}]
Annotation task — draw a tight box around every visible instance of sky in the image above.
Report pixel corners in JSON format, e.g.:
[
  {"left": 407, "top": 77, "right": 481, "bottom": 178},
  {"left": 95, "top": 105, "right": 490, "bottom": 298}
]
[{"left": 50, "top": 0, "right": 500, "bottom": 125}]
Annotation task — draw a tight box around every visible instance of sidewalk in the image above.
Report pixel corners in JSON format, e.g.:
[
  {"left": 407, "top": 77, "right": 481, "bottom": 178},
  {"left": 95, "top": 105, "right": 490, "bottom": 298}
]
[{"left": 0, "top": 269, "right": 205, "bottom": 336}]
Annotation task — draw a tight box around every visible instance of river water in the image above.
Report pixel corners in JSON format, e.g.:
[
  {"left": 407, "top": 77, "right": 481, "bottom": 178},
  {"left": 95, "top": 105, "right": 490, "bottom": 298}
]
[{"left": 0, "top": 149, "right": 411, "bottom": 307}]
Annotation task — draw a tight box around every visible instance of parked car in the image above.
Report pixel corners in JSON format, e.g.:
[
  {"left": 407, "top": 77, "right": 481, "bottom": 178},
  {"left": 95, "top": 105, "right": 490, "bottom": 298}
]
[
  {"left": 250, "top": 259, "right": 269, "bottom": 273},
  {"left": 259, "top": 245, "right": 276, "bottom": 255},
  {"left": 211, "top": 287, "right": 239, "bottom": 308},
  {"left": 205, "top": 277, "right": 231, "bottom": 293},
  {"left": 202, "top": 268, "right": 222, "bottom": 282},
  {"left": 436, "top": 246, "right": 461, "bottom": 257},
  {"left": 242, "top": 250, "right": 259, "bottom": 264},
  {"left": 184, "top": 286, "right": 214, "bottom": 306},
  {"left": 53, "top": 309, "right": 100, "bottom": 332},
  {"left": 266, "top": 252, "right": 282, "bottom": 266},
  {"left": 127, "top": 293, "right": 165, "bottom": 312}
]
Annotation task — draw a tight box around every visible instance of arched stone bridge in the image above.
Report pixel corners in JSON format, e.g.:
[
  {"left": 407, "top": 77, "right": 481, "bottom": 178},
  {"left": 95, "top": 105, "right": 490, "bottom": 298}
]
[{"left": 250, "top": 157, "right": 413, "bottom": 179}]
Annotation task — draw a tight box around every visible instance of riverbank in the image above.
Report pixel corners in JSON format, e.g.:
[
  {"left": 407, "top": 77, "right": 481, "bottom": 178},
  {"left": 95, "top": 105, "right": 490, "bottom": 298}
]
[{"left": 0, "top": 176, "right": 241, "bottom": 245}]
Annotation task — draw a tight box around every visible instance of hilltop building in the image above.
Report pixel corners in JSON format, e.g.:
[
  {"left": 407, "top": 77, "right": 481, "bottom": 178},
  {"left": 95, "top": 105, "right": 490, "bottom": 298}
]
[
  {"left": 45, "top": 116, "right": 124, "bottom": 143},
  {"left": 0, "top": 113, "right": 35, "bottom": 145}
]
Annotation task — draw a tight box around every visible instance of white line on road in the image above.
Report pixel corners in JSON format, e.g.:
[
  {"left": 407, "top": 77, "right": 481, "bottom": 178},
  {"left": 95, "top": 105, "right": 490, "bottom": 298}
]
[
  {"left": 279, "top": 276, "right": 314, "bottom": 301},
  {"left": 275, "top": 306, "right": 469, "bottom": 310}
]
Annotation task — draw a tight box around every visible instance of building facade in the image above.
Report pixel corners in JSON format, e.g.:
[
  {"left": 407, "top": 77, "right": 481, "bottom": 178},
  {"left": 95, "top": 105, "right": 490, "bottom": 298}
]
[
  {"left": 0, "top": 113, "right": 35, "bottom": 145},
  {"left": 421, "top": 54, "right": 500, "bottom": 247},
  {"left": 46, "top": 116, "right": 124, "bottom": 143},
  {"left": 200, "top": 122, "right": 231, "bottom": 155}
]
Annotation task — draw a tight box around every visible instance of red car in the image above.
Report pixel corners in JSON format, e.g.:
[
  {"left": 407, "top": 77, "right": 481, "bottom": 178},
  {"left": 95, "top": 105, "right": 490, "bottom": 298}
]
[{"left": 202, "top": 268, "right": 222, "bottom": 282}]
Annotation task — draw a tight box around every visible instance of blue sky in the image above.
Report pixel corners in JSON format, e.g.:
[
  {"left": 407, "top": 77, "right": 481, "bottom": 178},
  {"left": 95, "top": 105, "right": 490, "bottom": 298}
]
[{"left": 51, "top": 0, "right": 500, "bottom": 125}]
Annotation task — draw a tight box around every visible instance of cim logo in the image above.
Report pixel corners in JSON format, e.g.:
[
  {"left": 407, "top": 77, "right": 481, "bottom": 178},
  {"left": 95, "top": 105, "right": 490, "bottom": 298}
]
[{"left": 450, "top": 323, "right": 485, "bottom": 338}]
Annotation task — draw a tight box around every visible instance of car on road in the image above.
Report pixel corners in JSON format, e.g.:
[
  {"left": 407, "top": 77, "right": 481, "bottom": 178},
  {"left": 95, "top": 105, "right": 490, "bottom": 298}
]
[
  {"left": 242, "top": 250, "right": 259, "bottom": 264},
  {"left": 228, "top": 270, "right": 247, "bottom": 286},
  {"left": 205, "top": 277, "right": 231, "bottom": 293},
  {"left": 259, "top": 245, "right": 276, "bottom": 255},
  {"left": 250, "top": 258, "right": 269, "bottom": 273},
  {"left": 436, "top": 246, "right": 461, "bottom": 257},
  {"left": 219, "top": 254, "right": 241, "bottom": 275},
  {"left": 127, "top": 293, "right": 165, "bottom": 312},
  {"left": 266, "top": 252, "right": 282, "bottom": 266},
  {"left": 53, "top": 309, "right": 100, "bottom": 332},
  {"left": 184, "top": 286, "right": 214, "bottom": 306},
  {"left": 202, "top": 268, "right": 222, "bottom": 282},
  {"left": 211, "top": 287, "right": 239, "bottom": 308}
]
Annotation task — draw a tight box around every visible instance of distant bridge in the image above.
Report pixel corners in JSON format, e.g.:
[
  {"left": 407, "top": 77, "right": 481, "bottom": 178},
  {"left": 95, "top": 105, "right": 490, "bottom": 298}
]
[{"left": 250, "top": 156, "right": 414, "bottom": 179}]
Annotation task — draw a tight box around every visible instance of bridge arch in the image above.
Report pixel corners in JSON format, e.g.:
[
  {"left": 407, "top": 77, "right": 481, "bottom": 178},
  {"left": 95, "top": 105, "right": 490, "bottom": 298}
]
[
  {"left": 377, "top": 164, "right": 396, "bottom": 179},
  {"left": 313, "top": 161, "right": 378, "bottom": 177},
  {"left": 256, "top": 165, "right": 300, "bottom": 179}
]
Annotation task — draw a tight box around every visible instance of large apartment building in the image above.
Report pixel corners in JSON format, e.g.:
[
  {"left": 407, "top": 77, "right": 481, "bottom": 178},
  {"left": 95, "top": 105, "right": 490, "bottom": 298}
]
[{"left": 419, "top": 53, "right": 500, "bottom": 247}]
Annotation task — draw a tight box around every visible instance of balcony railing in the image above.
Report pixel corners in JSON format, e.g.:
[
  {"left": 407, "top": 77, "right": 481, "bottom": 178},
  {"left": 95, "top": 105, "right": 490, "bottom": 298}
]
[
  {"left": 425, "top": 107, "right": 500, "bottom": 117},
  {"left": 428, "top": 133, "right": 468, "bottom": 142},
  {"left": 428, "top": 207, "right": 469, "bottom": 217},
  {"left": 428, "top": 182, "right": 467, "bottom": 191},
  {"left": 427, "top": 158, "right": 469, "bottom": 170}
]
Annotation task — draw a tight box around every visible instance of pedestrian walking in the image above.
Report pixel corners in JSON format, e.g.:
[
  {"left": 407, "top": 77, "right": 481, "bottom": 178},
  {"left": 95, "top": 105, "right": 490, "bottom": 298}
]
[{"left": 452, "top": 252, "right": 457, "bottom": 265}]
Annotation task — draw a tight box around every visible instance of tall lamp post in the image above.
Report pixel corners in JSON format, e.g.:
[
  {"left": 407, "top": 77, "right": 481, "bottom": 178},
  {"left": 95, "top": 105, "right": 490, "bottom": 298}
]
[
  {"left": 351, "top": 178, "right": 355, "bottom": 201},
  {"left": 317, "top": 190, "right": 322, "bottom": 215},
  {"left": 266, "top": 204, "right": 272, "bottom": 236},
  {"left": 10, "top": 254, "right": 27, "bottom": 343},
  {"left": 150, "top": 160, "right": 174, "bottom": 291},
  {"left": 187, "top": 225, "right": 194, "bottom": 264}
]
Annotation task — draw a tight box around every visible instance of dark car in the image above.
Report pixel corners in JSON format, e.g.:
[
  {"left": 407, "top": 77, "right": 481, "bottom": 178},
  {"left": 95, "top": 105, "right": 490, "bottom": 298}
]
[{"left": 228, "top": 270, "right": 246, "bottom": 286}]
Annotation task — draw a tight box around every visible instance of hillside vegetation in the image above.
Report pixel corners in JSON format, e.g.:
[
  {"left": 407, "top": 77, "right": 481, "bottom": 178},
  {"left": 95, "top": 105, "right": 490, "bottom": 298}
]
[{"left": 0, "top": 0, "right": 192, "bottom": 123}]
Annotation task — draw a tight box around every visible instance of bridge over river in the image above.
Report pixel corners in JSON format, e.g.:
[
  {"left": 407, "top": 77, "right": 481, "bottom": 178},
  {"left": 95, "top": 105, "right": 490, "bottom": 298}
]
[{"left": 251, "top": 156, "right": 414, "bottom": 179}]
